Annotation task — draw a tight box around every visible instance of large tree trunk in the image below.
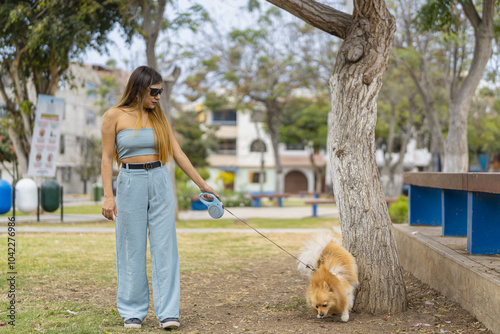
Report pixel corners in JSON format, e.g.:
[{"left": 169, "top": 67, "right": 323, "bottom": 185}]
[
  {"left": 443, "top": 0, "right": 494, "bottom": 172},
  {"left": 268, "top": 0, "right": 407, "bottom": 314},
  {"left": 328, "top": 2, "right": 406, "bottom": 313}
]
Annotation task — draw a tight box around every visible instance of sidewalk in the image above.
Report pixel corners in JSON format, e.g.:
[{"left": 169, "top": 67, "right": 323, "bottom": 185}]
[{"left": 0, "top": 204, "right": 339, "bottom": 224}]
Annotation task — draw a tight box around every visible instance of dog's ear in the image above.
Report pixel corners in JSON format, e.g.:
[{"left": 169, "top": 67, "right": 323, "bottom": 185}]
[{"left": 323, "top": 281, "right": 330, "bottom": 291}]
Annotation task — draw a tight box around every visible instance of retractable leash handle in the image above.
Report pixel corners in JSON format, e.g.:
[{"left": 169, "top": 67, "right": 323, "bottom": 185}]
[{"left": 199, "top": 192, "right": 224, "bottom": 219}]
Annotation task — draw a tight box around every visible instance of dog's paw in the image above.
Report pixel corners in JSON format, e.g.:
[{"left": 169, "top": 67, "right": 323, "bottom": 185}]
[{"left": 340, "top": 312, "right": 349, "bottom": 322}]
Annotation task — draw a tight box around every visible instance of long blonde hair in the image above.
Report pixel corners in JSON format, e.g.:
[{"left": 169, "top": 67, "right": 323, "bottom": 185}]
[{"left": 105, "top": 66, "right": 173, "bottom": 165}]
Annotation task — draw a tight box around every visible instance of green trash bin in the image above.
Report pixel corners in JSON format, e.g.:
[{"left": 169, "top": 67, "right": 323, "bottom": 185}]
[
  {"left": 41, "top": 180, "right": 60, "bottom": 212},
  {"left": 92, "top": 183, "right": 103, "bottom": 202}
]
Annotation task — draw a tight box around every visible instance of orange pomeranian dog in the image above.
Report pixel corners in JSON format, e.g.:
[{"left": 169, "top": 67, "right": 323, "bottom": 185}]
[{"left": 297, "top": 234, "right": 358, "bottom": 322}]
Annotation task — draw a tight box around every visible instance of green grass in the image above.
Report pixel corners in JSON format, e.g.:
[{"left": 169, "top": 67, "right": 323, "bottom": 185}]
[
  {"left": 0, "top": 205, "right": 102, "bottom": 217},
  {"left": 1, "top": 197, "right": 326, "bottom": 217},
  {"left": 0, "top": 232, "right": 326, "bottom": 333}
]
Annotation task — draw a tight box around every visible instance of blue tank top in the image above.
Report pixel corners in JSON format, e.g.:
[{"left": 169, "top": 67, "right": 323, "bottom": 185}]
[{"left": 116, "top": 128, "right": 158, "bottom": 160}]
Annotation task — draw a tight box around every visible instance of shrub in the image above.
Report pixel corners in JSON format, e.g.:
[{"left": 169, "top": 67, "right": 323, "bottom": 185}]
[
  {"left": 176, "top": 182, "right": 199, "bottom": 210},
  {"left": 219, "top": 190, "right": 251, "bottom": 208},
  {"left": 389, "top": 196, "right": 408, "bottom": 224}
]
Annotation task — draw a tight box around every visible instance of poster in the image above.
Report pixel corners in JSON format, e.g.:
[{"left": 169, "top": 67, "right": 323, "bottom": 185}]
[{"left": 27, "top": 95, "right": 64, "bottom": 177}]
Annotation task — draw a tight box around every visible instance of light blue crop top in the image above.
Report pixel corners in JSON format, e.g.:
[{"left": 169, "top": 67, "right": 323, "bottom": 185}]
[{"left": 116, "top": 128, "right": 158, "bottom": 160}]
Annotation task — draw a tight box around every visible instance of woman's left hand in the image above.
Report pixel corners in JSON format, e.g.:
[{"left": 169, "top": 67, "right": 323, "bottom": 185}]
[{"left": 199, "top": 184, "right": 219, "bottom": 200}]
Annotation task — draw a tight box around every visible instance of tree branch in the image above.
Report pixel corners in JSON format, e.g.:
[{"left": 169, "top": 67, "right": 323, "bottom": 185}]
[
  {"left": 481, "top": 0, "right": 495, "bottom": 28},
  {"left": 154, "top": 0, "right": 167, "bottom": 35},
  {"left": 266, "top": 0, "right": 352, "bottom": 39},
  {"left": 459, "top": 0, "right": 481, "bottom": 30},
  {"left": 0, "top": 77, "right": 15, "bottom": 114}
]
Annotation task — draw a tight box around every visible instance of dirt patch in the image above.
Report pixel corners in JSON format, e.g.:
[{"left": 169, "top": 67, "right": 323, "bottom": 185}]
[
  {"left": 30, "top": 255, "right": 492, "bottom": 333},
  {"left": 139, "top": 257, "right": 491, "bottom": 333}
]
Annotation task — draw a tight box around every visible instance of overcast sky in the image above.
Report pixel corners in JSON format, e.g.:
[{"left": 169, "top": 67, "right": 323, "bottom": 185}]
[{"left": 82, "top": 0, "right": 252, "bottom": 71}]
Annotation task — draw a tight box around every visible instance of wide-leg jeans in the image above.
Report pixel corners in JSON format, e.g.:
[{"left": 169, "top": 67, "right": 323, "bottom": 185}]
[{"left": 115, "top": 164, "right": 179, "bottom": 321}]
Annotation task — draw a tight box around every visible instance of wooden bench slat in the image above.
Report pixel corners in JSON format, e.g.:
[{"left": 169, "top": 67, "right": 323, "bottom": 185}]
[
  {"left": 467, "top": 173, "right": 500, "bottom": 194},
  {"left": 403, "top": 172, "right": 500, "bottom": 194}
]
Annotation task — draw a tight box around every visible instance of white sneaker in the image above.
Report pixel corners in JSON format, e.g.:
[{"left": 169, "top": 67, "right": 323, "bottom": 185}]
[
  {"left": 159, "top": 318, "right": 180, "bottom": 329},
  {"left": 124, "top": 318, "right": 142, "bottom": 328}
]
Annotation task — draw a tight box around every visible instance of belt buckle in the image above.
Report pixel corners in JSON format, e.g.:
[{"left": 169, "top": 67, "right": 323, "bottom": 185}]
[{"left": 144, "top": 162, "right": 153, "bottom": 170}]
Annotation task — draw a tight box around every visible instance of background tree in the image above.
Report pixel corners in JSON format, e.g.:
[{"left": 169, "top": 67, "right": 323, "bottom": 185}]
[
  {"left": 172, "top": 110, "right": 218, "bottom": 168},
  {"left": 185, "top": 6, "right": 333, "bottom": 194},
  {"left": 266, "top": 0, "right": 407, "bottom": 314},
  {"left": 0, "top": 120, "right": 18, "bottom": 179},
  {"left": 468, "top": 87, "right": 500, "bottom": 170},
  {"left": 280, "top": 97, "right": 329, "bottom": 193},
  {"left": 75, "top": 136, "right": 102, "bottom": 193},
  {"left": 377, "top": 60, "right": 418, "bottom": 197},
  {"left": 122, "top": 0, "right": 209, "bottom": 119},
  {"left": 121, "top": 0, "right": 209, "bottom": 215},
  {"left": 0, "top": 0, "right": 126, "bottom": 176},
  {"left": 392, "top": 0, "right": 450, "bottom": 168},
  {"left": 417, "top": 0, "right": 497, "bottom": 172}
]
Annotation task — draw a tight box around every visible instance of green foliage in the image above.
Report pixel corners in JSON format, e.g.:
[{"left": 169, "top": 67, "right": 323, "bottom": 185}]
[
  {"left": 468, "top": 90, "right": 500, "bottom": 156},
  {"left": 173, "top": 110, "right": 218, "bottom": 167},
  {"left": 0, "top": 0, "right": 123, "bottom": 80},
  {"left": 218, "top": 189, "right": 251, "bottom": 208},
  {"left": 247, "top": 0, "right": 261, "bottom": 12},
  {"left": 0, "top": 121, "right": 16, "bottom": 164},
  {"left": 176, "top": 179, "right": 200, "bottom": 210},
  {"left": 280, "top": 97, "right": 330, "bottom": 151},
  {"left": 416, "top": 0, "right": 459, "bottom": 33},
  {"left": 0, "top": 0, "right": 125, "bottom": 169},
  {"left": 91, "top": 75, "right": 121, "bottom": 115},
  {"left": 389, "top": 196, "right": 409, "bottom": 224}
]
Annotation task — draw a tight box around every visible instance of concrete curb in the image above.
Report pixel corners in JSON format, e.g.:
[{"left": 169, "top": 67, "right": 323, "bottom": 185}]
[{"left": 394, "top": 224, "right": 500, "bottom": 334}]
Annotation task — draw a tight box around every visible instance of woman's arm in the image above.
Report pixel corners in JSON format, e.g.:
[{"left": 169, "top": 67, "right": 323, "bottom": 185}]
[
  {"left": 168, "top": 121, "right": 219, "bottom": 198},
  {"left": 101, "top": 109, "right": 119, "bottom": 220}
]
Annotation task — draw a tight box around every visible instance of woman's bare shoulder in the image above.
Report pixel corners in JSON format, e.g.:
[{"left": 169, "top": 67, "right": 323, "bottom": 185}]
[{"left": 103, "top": 107, "right": 127, "bottom": 120}]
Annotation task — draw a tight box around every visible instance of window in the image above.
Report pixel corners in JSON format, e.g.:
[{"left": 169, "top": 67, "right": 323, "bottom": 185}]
[
  {"left": 250, "top": 139, "right": 266, "bottom": 152},
  {"left": 217, "top": 139, "right": 236, "bottom": 155},
  {"left": 86, "top": 110, "right": 96, "bottom": 126},
  {"left": 212, "top": 109, "right": 237, "bottom": 125},
  {"left": 249, "top": 172, "right": 265, "bottom": 184}
]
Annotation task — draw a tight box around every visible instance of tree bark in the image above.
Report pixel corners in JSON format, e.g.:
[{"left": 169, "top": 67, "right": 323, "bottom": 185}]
[
  {"left": 443, "top": 0, "right": 494, "bottom": 172},
  {"left": 267, "top": 0, "right": 407, "bottom": 314}
]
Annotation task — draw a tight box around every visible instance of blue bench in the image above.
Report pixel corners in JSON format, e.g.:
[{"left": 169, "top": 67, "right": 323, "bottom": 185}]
[
  {"left": 304, "top": 199, "right": 336, "bottom": 217},
  {"left": 250, "top": 193, "right": 291, "bottom": 207},
  {"left": 403, "top": 172, "right": 500, "bottom": 255}
]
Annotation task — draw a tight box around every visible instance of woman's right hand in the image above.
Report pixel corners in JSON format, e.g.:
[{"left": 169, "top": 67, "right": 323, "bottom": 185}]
[{"left": 102, "top": 196, "right": 117, "bottom": 221}]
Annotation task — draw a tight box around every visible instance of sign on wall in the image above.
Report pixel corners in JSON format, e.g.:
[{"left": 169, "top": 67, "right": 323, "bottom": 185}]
[{"left": 27, "top": 95, "right": 64, "bottom": 177}]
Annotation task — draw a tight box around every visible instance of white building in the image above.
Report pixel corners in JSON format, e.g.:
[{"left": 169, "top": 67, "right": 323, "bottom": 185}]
[
  {"left": 202, "top": 107, "right": 327, "bottom": 194},
  {"left": 1, "top": 63, "right": 128, "bottom": 193}
]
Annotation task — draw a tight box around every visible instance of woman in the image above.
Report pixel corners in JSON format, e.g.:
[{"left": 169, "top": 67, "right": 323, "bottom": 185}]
[{"left": 101, "top": 66, "right": 218, "bottom": 329}]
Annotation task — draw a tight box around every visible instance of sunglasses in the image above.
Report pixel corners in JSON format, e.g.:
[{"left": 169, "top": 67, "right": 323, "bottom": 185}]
[{"left": 149, "top": 87, "right": 164, "bottom": 97}]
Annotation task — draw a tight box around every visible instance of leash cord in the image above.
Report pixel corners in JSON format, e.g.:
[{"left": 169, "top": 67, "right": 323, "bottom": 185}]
[{"left": 224, "top": 208, "right": 315, "bottom": 272}]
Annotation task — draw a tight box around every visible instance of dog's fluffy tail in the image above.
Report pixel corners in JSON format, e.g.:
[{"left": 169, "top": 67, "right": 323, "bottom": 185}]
[{"left": 297, "top": 233, "right": 339, "bottom": 277}]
